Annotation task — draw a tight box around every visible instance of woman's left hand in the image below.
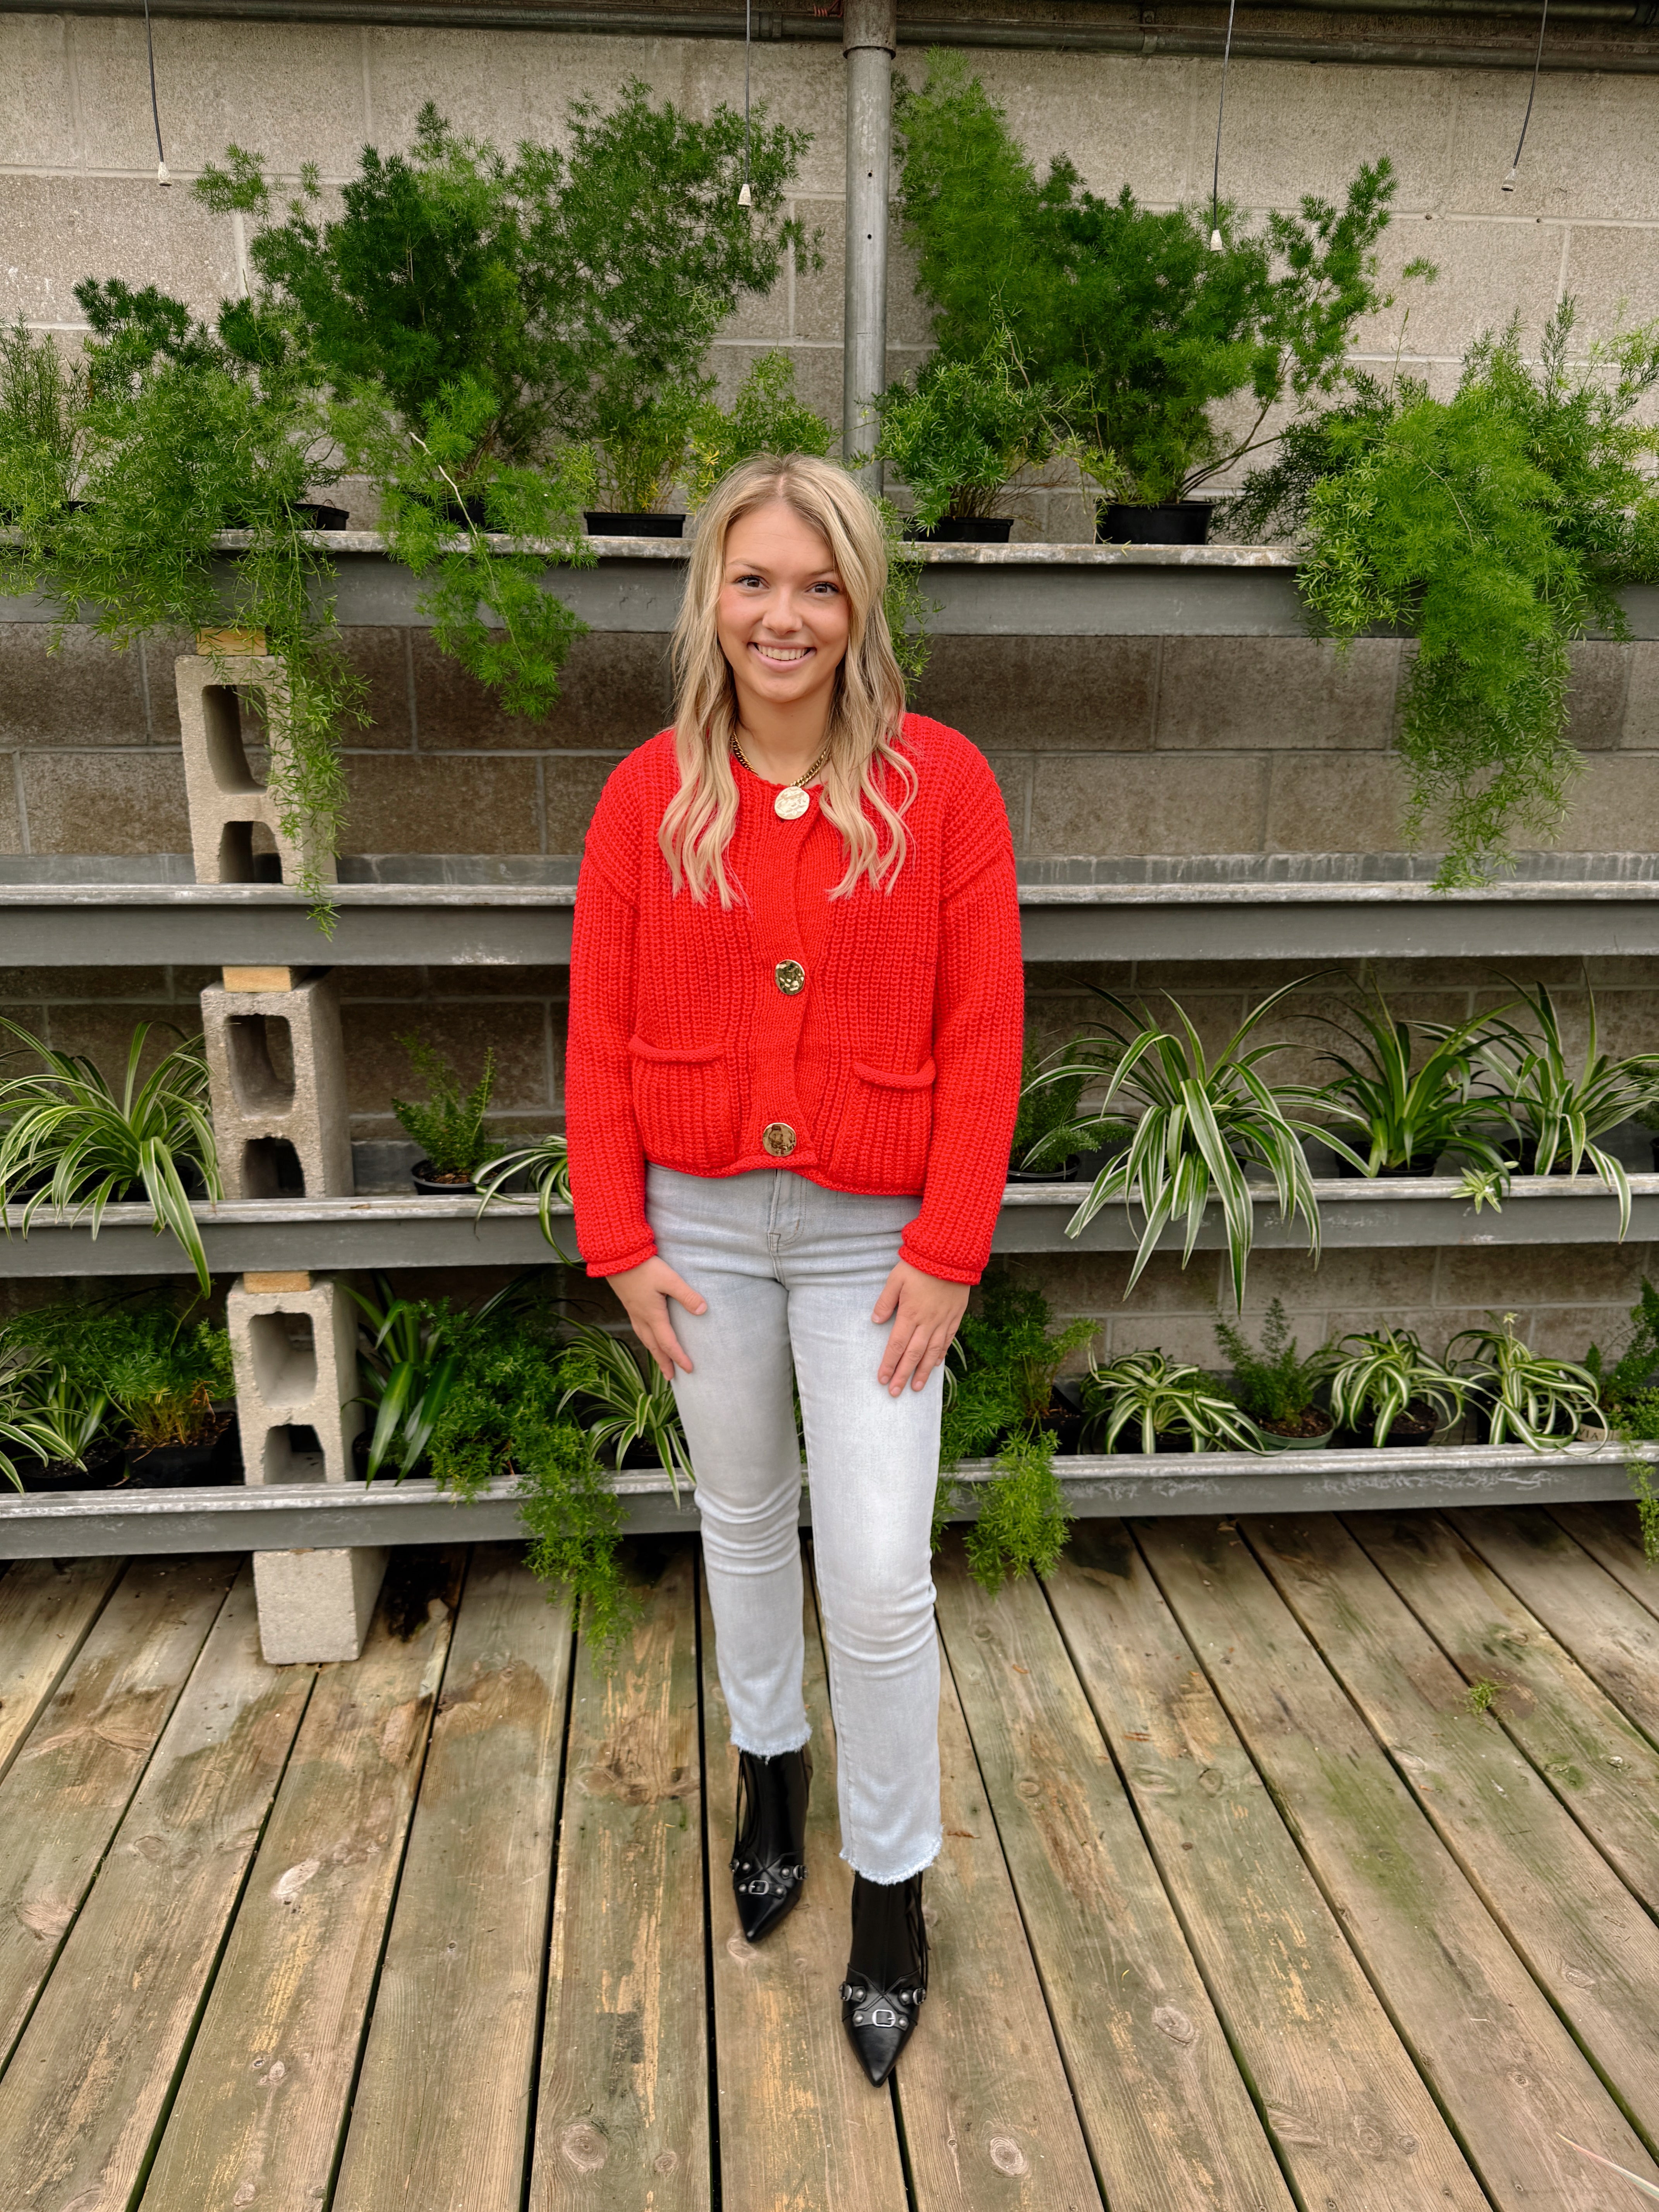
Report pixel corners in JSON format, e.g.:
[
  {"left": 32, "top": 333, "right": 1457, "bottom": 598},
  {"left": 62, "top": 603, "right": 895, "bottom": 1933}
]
[{"left": 874, "top": 1260, "right": 970, "bottom": 1397}]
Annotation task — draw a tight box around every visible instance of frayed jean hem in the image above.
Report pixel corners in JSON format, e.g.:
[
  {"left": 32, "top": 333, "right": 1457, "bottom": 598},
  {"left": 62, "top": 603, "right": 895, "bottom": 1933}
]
[
  {"left": 840, "top": 1832, "right": 941, "bottom": 1886},
  {"left": 729, "top": 1724, "right": 813, "bottom": 1759}
]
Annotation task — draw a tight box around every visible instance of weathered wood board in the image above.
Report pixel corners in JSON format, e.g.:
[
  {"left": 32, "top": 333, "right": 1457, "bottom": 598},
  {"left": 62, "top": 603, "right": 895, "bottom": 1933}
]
[{"left": 0, "top": 1554, "right": 125, "bottom": 1785}]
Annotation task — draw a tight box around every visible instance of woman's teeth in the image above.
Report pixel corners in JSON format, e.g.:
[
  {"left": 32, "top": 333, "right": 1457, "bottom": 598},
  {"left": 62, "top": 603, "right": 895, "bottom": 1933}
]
[{"left": 753, "top": 644, "right": 811, "bottom": 663}]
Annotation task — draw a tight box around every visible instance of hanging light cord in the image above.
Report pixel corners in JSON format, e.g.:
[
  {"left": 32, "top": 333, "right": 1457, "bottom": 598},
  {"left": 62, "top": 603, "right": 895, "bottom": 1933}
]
[
  {"left": 1209, "top": 0, "right": 1238, "bottom": 249},
  {"left": 142, "top": 0, "right": 170, "bottom": 185},
  {"left": 1503, "top": 0, "right": 1550, "bottom": 190},
  {"left": 738, "top": 0, "right": 752, "bottom": 204}
]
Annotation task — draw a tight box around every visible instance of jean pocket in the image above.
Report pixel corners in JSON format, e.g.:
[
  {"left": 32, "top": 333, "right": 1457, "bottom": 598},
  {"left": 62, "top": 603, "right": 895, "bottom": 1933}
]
[{"left": 629, "top": 1035, "right": 738, "bottom": 1163}]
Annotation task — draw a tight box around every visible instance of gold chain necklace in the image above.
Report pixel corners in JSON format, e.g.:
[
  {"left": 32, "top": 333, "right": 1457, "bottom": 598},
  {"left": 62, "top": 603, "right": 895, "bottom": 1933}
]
[{"left": 731, "top": 732, "right": 832, "bottom": 821}]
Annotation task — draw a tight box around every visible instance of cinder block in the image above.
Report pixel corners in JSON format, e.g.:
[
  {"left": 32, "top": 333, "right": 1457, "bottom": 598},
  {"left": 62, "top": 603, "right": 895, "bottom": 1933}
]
[
  {"left": 175, "top": 651, "right": 337, "bottom": 888},
  {"left": 228, "top": 1271, "right": 364, "bottom": 1486},
  {"left": 201, "top": 970, "right": 354, "bottom": 1198},
  {"left": 252, "top": 1546, "right": 387, "bottom": 1665}
]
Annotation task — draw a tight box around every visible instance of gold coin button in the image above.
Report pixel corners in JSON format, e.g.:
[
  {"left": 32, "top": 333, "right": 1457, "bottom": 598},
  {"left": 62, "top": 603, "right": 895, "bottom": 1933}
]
[
  {"left": 775, "top": 959, "right": 805, "bottom": 995},
  {"left": 762, "top": 1121, "right": 797, "bottom": 1158}
]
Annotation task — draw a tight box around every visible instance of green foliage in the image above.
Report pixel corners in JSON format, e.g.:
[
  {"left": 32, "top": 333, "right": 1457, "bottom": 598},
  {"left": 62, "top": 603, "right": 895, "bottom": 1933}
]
[
  {"left": 875, "top": 499, "right": 935, "bottom": 688},
  {"left": 963, "top": 1430, "right": 1070, "bottom": 1595},
  {"left": 475, "top": 1131, "right": 574, "bottom": 1256},
  {"left": 0, "top": 1018, "right": 220, "bottom": 1293},
  {"left": 940, "top": 1267, "right": 1095, "bottom": 1467},
  {"left": 1314, "top": 976, "right": 1515, "bottom": 1176},
  {"left": 687, "top": 351, "right": 835, "bottom": 507},
  {"left": 0, "top": 320, "right": 87, "bottom": 521},
  {"left": 1214, "top": 1298, "right": 1329, "bottom": 1425},
  {"left": 589, "top": 383, "right": 708, "bottom": 514},
  {"left": 1009, "top": 1036, "right": 1089, "bottom": 1173},
  {"left": 1585, "top": 1274, "right": 1659, "bottom": 1409},
  {"left": 347, "top": 1274, "right": 468, "bottom": 1480},
  {"left": 876, "top": 331, "right": 1055, "bottom": 527},
  {"left": 1321, "top": 1326, "right": 1466, "bottom": 1444},
  {"left": 1040, "top": 979, "right": 1327, "bottom": 1308},
  {"left": 893, "top": 54, "right": 1403, "bottom": 503},
  {"left": 1080, "top": 1348, "right": 1262, "bottom": 1455},
  {"left": 1451, "top": 1313, "right": 1602, "bottom": 1448},
  {"left": 0, "top": 1336, "right": 110, "bottom": 1488},
  {"left": 1234, "top": 305, "right": 1659, "bottom": 885},
  {"left": 391, "top": 1033, "right": 500, "bottom": 1180},
  {"left": 555, "top": 1320, "right": 694, "bottom": 1499},
  {"left": 5, "top": 1293, "right": 230, "bottom": 1453},
  {"left": 1466, "top": 1677, "right": 1498, "bottom": 1716}
]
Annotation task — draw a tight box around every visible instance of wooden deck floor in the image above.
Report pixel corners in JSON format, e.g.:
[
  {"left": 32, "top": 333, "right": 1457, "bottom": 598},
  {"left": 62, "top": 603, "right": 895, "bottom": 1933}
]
[{"left": 1, "top": 1505, "right": 1656, "bottom": 2211}]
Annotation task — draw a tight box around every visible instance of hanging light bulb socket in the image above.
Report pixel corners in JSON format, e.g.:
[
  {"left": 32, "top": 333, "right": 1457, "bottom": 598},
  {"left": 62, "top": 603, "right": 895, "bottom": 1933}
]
[{"left": 739, "top": 0, "right": 752, "bottom": 208}]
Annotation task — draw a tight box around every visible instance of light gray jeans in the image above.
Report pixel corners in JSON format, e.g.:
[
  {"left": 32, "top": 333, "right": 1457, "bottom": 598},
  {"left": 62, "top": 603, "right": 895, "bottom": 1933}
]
[{"left": 647, "top": 1163, "right": 943, "bottom": 1884}]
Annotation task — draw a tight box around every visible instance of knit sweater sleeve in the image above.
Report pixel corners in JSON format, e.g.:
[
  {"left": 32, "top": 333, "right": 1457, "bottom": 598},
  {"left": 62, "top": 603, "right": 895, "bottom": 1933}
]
[
  {"left": 565, "top": 767, "right": 657, "bottom": 1279},
  {"left": 899, "top": 743, "right": 1024, "bottom": 1285}
]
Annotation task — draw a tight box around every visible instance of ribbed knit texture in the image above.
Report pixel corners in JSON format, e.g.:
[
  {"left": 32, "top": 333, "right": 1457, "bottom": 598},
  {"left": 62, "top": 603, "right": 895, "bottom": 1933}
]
[{"left": 565, "top": 713, "right": 1024, "bottom": 1284}]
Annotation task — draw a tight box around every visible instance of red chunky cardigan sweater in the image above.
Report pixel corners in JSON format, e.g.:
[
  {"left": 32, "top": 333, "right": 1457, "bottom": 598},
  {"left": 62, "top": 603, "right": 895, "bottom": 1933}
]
[{"left": 565, "top": 714, "right": 1024, "bottom": 1284}]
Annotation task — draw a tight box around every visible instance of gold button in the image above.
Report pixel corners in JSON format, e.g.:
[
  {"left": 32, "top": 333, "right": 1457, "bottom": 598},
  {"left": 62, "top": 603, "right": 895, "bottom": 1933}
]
[
  {"left": 775, "top": 959, "right": 805, "bottom": 996},
  {"left": 762, "top": 1121, "right": 797, "bottom": 1158}
]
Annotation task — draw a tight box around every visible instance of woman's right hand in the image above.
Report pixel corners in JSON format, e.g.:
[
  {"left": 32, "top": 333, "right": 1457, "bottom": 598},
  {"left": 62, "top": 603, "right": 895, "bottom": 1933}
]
[{"left": 605, "top": 1255, "right": 708, "bottom": 1379}]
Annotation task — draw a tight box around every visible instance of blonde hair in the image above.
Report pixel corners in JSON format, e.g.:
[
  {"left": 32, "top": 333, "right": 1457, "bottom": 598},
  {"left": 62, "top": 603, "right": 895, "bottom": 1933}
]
[{"left": 659, "top": 453, "right": 914, "bottom": 905}]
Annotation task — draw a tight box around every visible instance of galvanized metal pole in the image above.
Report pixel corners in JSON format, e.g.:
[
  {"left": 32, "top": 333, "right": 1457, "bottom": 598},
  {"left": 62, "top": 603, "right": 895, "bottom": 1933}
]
[{"left": 842, "top": 0, "right": 896, "bottom": 493}]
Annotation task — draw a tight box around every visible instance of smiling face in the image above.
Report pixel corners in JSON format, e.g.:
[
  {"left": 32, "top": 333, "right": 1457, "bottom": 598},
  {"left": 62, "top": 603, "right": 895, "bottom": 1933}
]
[{"left": 715, "top": 498, "right": 852, "bottom": 741}]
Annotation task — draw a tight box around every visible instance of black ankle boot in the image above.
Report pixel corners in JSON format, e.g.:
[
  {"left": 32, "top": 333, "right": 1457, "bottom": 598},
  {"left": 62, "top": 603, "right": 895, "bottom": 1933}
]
[
  {"left": 841, "top": 1871, "right": 929, "bottom": 2087},
  {"left": 730, "top": 1747, "right": 811, "bottom": 1944}
]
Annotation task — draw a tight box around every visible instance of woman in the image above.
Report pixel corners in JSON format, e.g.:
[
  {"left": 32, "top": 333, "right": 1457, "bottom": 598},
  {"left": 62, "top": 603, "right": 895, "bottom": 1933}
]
[{"left": 565, "top": 452, "right": 1023, "bottom": 2085}]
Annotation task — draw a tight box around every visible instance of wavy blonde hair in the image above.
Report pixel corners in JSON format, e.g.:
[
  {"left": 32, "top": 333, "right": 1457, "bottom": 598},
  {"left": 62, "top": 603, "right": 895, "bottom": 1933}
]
[{"left": 659, "top": 453, "right": 913, "bottom": 905}]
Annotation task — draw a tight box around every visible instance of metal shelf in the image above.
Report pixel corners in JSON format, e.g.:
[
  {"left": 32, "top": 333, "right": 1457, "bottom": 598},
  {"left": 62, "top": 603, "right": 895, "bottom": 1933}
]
[
  {"left": 2, "top": 1439, "right": 1639, "bottom": 1559},
  {"left": 0, "top": 1176, "right": 1651, "bottom": 1278}
]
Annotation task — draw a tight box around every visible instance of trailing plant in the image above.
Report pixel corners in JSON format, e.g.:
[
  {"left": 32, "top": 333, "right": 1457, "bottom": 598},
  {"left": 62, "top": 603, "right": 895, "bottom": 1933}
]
[
  {"left": 893, "top": 54, "right": 1410, "bottom": 505},
  {"left": 687, "top": 351, "right": 835, "bottom": 507},
  {"left": 555, "top": 1319, "right": 694, "bottom": 1500},
  {"left": 1320, "top": 1326, "right": 1466, "bottom": 1445},
  {"left": 962, "top": 1430, "right": 1072, "bottom": 1594},
  {"left": 1009, "top": 1036, "right": 1089, "bottom": 1173},
  {"left": 1081, "top": 1347, "right": 1262, "bottom": 1455},
  {"left": 1451, "top": 1312, "right": 1602, "bottom": 1448},
  {"left": 0, "top": 299, "right": 361, "bottom": 922},
  {"left": 876, "top": 500, "right": 934, "bottom": 687},
  {"left": 1030, "top": 979, "right": 1327, "bottom": 1307},
  {"left": 1214, "top": 1298, "right": 1331, "bottom": 1431},
  {"left": 1583, "top": 1276, "right": 1659, "bottom": 1560},
  {"left": 0, "top": 1018, "right": 220, "bottom": 1293},
  {"left": 876, "top": 330, "right": 1056, "bottom": 528},
  {"left": 475, "top": 1130, "right": 574, "bottom": 1254},
  {"left": 1314, "top": 978, "right": 1515, "bottom": 1176},
  {"left": 1469, "top": 977, "right": 1659, "bottom": 1238},
  {"left": 1228, "top": 304, "right": 1659, "bottom": 884},
  {"left": 391, "top": 1033, "right": 500, "bottom": 1181}
]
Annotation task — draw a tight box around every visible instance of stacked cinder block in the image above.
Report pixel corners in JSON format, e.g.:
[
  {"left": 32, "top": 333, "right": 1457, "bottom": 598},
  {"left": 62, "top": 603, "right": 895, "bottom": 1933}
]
[
  {"left": 176, "top": 635, "right": 337, "bottom": 890},
  {"left": 200, "top": 967, "right": 354, "bottom": 1199},
  {"left": 229, "top": 1269, "right": 381, "bottom": 1665}
]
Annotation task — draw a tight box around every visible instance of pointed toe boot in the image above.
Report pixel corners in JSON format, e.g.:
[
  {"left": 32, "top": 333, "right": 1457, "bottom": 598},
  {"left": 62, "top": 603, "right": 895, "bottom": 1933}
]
[
  {"left": 841, "top": 1870, "right": 929, "bottom": 2087},
  {"left": 730, "top": 1746, "right": 811, "bottom": 1944}
]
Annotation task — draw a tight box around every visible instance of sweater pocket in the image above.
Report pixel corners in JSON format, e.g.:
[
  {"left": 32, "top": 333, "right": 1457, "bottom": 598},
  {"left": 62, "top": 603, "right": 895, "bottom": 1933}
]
[
  {"left": 628, "top": 1035, "right": 737, "bottom": 1165},
  {"left": 840, "top": 1058, "right": 937, "bottom": 1193}
]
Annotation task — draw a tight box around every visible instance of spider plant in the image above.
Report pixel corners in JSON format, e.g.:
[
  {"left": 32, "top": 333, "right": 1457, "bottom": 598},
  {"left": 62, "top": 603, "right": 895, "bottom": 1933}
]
[
  {"left": 1080, "top": 1348, "right": 1263, "bottom": 1456},
  {"left": 0, "top": 1018, "right": 221, "bottom": 1293},
  {"left": 1451, "top": 1313, "right": 1603, "bottom": 1449},
  {"left": 0, "top": 1345, "right": 100, "bottom": 1489},
  {"left": 474, "top": 1131, "right": 574, "bottom": 1256},
  {"left": 1314, "top": 980, "right": 1514, "bottom": 1177},
  {"left": 1468, "top": 979, "right": 1659, "bottom": 1240},
  {"left": 1320, "top": 1327, "right": 1467, "bottom": 1446},
  {"left": 1028, "top": 980, "right": 1328, "bottom": 1308},
  {"left": 347, "top": 1274, "right": 465, "bottom": 1481},
  {"left": 556, "top": 1321, "right": 694, "bottom": 1500}
]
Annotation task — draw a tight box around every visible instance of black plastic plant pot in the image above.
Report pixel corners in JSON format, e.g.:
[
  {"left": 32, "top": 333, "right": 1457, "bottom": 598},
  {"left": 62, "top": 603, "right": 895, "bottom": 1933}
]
[
  {"left": 903, "top": 517, "right": 1014, "bottom": 543},
  {"left": 1096, "top": 501, "right": 1211, "bottom": 546},
  {"left": 1333, "top": 1400, "right": 1445, "bottom": 1449},
  {"left": 129, "top": 1406, "right": 242, "bottom": 1488},
  {"left": 411, "top": 1158, "right": 479, "bottom": 1196},
  {"left": 1333, "top": 1153, "right": 1443, "bottom": 1179},
  {"left": 13, "top": 1439, "right": 129, "bottom": 1492},
  {"left": 584, "top": 511, "right": 686, "bottom": 538},
  {"left": 1006, "top": 1155, "right": 1082, "bottom": 1185},
  {"left": 293, "top": 501, "right": 350, "bottom": 530},
  {"left": 1651, "top": 1135, "right": 1659, "bottom": 1173}
]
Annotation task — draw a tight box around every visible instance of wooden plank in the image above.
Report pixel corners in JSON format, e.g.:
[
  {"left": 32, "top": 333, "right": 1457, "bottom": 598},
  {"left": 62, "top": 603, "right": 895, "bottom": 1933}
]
[
  {"left": 0, "top": 1553, "right": 237, "bottom": 2074},
  {"left": 0, "top": 1555, "right": 126, "bottom": 1786},
  {"left": 1353, "top": 1510, "right": 1659, "bottom": 1915},
  {"left": 141, "top": 1549, "right": 465, "bottom": 2207},
  {"left": 1046, "top": 1522, "right": 1486, "bottom": 2212},
  {"left": 933, "top": 1536, "right": 1295, "bottom": 2212},
  {"left": 531, "top": 1539, "right": 709, "bottom": 2211},
  {"left": 701, "top": 1557, "right": 909, "bottom": 2212},
  {"left": 894, "top": 1626, "right": 1104, "bottom": 2212},
  {"left": 332, "top": 1545, "right": 574, "bottom": 2212},
  {"left": 1138, "top": 1516, "right": 1659, "bottom": 2212},
  {"left": 1247, "top": 1513, "right": 1659, "bottom": 2146},
  {"left": 1449, "top": 1506, "right": 1659, "bottom": 1747},
  {"left": 0, "top": 1564, "right": 314, "bottom": 2206},
  {"left": 1550, "top": 1501, "right": 1659, "bottom": 1620}
]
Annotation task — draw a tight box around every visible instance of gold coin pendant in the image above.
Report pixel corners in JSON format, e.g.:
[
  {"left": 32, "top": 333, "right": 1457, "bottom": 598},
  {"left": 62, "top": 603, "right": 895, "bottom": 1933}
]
[{"left": 774, "top": 785, "right": 811, "bottom": 821}]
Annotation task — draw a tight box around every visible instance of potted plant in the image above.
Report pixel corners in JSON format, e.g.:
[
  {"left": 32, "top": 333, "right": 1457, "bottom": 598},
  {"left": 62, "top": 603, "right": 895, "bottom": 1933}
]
[
  {"left": 391, "top": 1034, "right": 500, "bottom": 1193},
  {"left": 686, "top": 351, "right": 835, "bottom": 508},
  {"left": 1007, "top": 1037, "right": 1096, "bottom": 1182},
  {"left": 1314, "top": 978, "right": 1515, "bottom": 1178},
  {"left": 1081, "top": 1346, "right": 1262, "bottom": 1455},
  {"left": 1451, "top": 1313, "right": 1603, "bottom": 1448},
  {"left": 1032, "top": 979, "right": 1328, "bottom": 1307},
  {"left": 1225, "top": 304, "right": 1659, "bottom": 885},
  {"left": 584, "top": 384, "right": 704, "bottom": 535},
  {"left": 104, "top": 1307, "right": 239, "bottom": 1484},
  {"left": 1469, "top": 978, "right": 1659, "bottom": 1238},
  {"left": 0, "top": 1017, "right": 221, "bottom": 1293},
  {"left": 347, "top": 1274, "right": 467, "bottom": 1480},
  {"left": 1321, "top": 1326, "right": 1467, "bottom": 1446},
  {"left": 893, "top": 55, "right": 1409, "bottom": 543},
  {"left": 875, "top": 331, "right": 1054, "bottom": 542},
  {"left": 0, "top": 1336, "right": 119, "bottom": 1492},
  {"left": 1214, "top": 1299, "right": 1334, "bottom": 1449},
  {"left": 475, "top": 1129, "right": 574, "bottom": 1253},
  {"left": 556, "top": 1320, "right": 694, "bottom": 1497}
]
